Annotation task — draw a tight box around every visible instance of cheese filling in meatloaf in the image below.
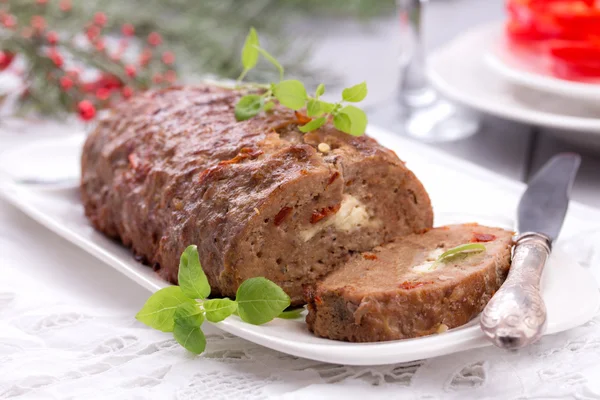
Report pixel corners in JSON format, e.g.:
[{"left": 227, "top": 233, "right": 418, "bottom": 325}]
[
  {"left": 305, "top": 224, "right": 514, "bottom": 341},
  {"left": 81, "top": 85, "right": 434, "bottom": 305}
]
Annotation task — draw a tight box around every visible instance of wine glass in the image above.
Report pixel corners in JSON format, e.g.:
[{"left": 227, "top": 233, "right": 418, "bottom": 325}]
[{"left": 395, "top": 0, "right": 479, "bottom": 142}]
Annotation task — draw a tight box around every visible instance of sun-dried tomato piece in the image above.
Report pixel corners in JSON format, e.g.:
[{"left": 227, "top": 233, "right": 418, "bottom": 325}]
[
  {"left": 294, "top": 111, "right": 311, "bottom": 125},
  {"left": 327, "top": 171, "right": 340, "bottom": 187},
  {"left": 471, "top": 232, "right": 497, "bottom": 243},
  {"left": 274, "top": 207, "right": 292, "bottom": 226},
  {"left": 218, "top": 148, "right": 264, "bottom": 166},
  {"left": 310, "top": 203, "right": 341, "bottom": 224},
  {"left": 398, "top": 281, "right": 433, "bottom": 290}
]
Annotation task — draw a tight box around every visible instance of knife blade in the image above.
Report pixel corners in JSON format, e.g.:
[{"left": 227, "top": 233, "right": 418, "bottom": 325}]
[
  {"left": 480, "top": 153, "right": 581, "bottom": 350},
  {"left": 518, "top": 153, "right": 581, "bottom": 240}
]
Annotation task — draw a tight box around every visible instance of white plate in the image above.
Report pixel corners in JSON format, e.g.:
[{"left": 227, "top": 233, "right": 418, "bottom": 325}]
[
  {"left": 485, "top": 28, "right": 600, "bottom": 102},
  {"left": 0, "top": 130, "right": 598, "bottom": 366},
  {"left": 427, "top": 23, "right": 600, "bottom": 148}
]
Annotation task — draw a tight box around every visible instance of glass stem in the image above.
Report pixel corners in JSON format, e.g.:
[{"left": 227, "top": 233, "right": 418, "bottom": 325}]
[{"left": 397, "top": 0, "right": 436, "bottom": 108}]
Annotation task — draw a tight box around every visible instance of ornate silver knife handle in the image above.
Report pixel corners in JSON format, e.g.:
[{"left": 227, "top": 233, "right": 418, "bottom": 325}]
[{"left": 480, "top": 232, "right": 551, "bottom": 350}]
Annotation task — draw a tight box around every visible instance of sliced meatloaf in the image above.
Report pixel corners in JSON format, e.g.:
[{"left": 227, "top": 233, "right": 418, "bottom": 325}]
[
  {"left": 80, "top": 85, "right": 433, "bottom": 305},
  {"left": 305, "top": 224, "right": 514, "bottom": 341}
]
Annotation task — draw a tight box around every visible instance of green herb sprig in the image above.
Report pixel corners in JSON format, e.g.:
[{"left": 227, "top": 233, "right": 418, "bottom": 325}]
[
  {"left": 136, "top": 245, "right": 294, "bottom": 354},
  {"left": 234, "top": 28, "right": 368, "bottom": 137},
  {"left": 432, "top": 243, "right": 486, "bottom": 269}
]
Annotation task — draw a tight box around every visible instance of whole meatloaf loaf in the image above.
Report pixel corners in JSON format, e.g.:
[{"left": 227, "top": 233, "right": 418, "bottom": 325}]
[
  {"left": 305, "top": 224, "right": 514, "bottom": 341},
  {"left": 81, "top": 85, "right": 433, "bottom": 305}
]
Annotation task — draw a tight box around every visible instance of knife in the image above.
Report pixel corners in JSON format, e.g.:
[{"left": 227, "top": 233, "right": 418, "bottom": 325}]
[{"left": 480, "top": 153, "right": 581, "bottom": 350}]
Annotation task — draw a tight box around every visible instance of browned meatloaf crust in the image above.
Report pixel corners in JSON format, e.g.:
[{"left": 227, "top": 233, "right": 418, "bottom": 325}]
[
  {"left": 305, "top": 224, "right": 514, "bottom": 341},
  {"left": 80, "top": 84, "right": 433, "bottom": 305}
]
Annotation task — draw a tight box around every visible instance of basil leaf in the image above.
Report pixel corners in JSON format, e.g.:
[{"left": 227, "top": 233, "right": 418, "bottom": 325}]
[
  {"left": 299, "top": 116, "right": 326, "bottom": 133},
  {"left": 173, "top": 318, "right": 206, "bottom": 354},
  {"left": 306, "top": 99, "right": 321, "bottom": 117},
  {"left": 338, "top": 105, "right": 367, "bottom": 136},
  {"left": 273, "top": 80, "right": 307, "bottom": 111},
  {"left": 235, "top": 95, "right": 264, "bottom": 121},
  {"left": 333, "top": 112, "right": 351, "bottom": 134},
  {"left": 315, "top": 83, "right": 325, "bottom": 98},
  {"left": 278, "top": 308, "right": 304, "bottom": 319},
  {"left": 178, "top": 245, "right": 211, "bottom": 299},
  {"left": 436, "top": 243, "right": 486, "bottom": 264},
  {"left": 342, "top": 81, "right": 368, "bottom": 103},
  {"left": 203, "top": 298, "right": 238, "bottom": 322},
  {"left": 255, "top": 45, "right": 284, "bottom": 81},
  {"left": 236, "top": 277, "right": 291, "bottom": 325},
  {"left": 241, "top": 27, "right": 259, "bottom": 72},
  {"left": 135, "top": 286, "right": 196, "bottom": 332}
]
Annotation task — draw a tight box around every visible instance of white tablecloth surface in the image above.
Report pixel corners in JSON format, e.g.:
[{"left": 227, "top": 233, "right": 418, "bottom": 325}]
[{"left": 1, "top": 121, "right": 600, "bottom": 399}]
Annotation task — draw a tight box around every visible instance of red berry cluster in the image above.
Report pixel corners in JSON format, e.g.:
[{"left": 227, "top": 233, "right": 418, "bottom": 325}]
[{"left": 0, "top": 1, "right": 178, "bottom": 121}]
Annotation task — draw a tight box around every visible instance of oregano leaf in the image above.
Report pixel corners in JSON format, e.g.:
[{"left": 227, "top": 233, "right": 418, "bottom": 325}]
[
  {"left": 338, "top": 105, "right": 367, "bottom": 136},
  {"left": 235, "top": 94, "right": 264, "bottom": 121},
  {"left": 273, "top": 80, "right": 307, "bottom": 110},
  {"left": 241, "top": 27, "right": 259, "bottom": 72},
  {"left": 178, "top": 245, "right": 211, "bottom": 299},
  {"left": 333, "top": 112, "right": 351, "bottom": 134},
  {"left": 299, "top": 116, "right": 327, "bottom": 133},
  {"left": 319, "top": 101, "right": 336, "bottom": 114},
  {"left": 263, "top": 101, "right": 275, "bottom": 112},
  {"left": 315, "top": 83, "right": 325, "bottom": 98},
  {"left": 135, "top": 286, "right": 196, "bottom": 332},
  {"left": 306, "top": 99, "right": 321, "bottom": 117},
  {"left": 236, "top": 277, "right": 291, "bottom": 325},
  {"left": 174, "top": 302, "right": 204, "bottom": 326},
  {"left": 203, "top": 298, "right": 238, "bottom": 322},
  {"left": 342, "top": 81, "right": 368, "bottom": 103},
  {"left": 173, "top": 318, "right": 206, "bottom": 354},
  {"left": 278, "top": 308, "right": 304, "bottom": 319}
]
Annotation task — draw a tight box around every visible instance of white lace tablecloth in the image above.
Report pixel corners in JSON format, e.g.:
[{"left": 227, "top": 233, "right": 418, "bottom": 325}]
[{"left": 1, "top": 123, "right": 600, "bottom": 400}]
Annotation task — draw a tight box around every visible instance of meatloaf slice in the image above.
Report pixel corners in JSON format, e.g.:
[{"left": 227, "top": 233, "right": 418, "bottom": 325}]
[
  {"left": 81, "top": 84, "right": 433, "bottom": 305},
  {"left": 305, "top": 224, "right": 514, "bottom": 341}
]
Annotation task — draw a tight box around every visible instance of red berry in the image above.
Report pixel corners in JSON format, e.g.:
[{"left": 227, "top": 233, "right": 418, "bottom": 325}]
[
  {"left": 124, "top": 64, "right": 136, "bottom": 77},
  {"left": 31, "top": 15, "right": 46, "bottom": 31},
  {"left": 122, "top": 86, "right": 133, "bottom": 99},
  {"left": 147, "top": 32, "right": 162, "bottom": 46},
  {"left": 59, "top": 0, "right": 72, "bottom": 12},
  {"left": 96, "top": 87, "right": 110, "bottom": 100},
  {"left": 46, "top": 31, "right": 58, "bottom": 45},
  {"left": 161, "top": 51, "right": 175, "bottom": 65},
  {"left": 121, "top": 23, "right": 134, "bottom": 37},
  {"left": 101, "top": 74, "right": 123, "bottom": 89},
  {"left": 36, "top": 0, "right": 48, "bottom": 4},
  {"left": 59, "top": 76, "right": 73, "bottom": 90},
  {"left": 49, "top": 49, "right": 63, "bottom": 67},
  {"left": 2, "top": 14, "right": 16, "bottom": 29},
  {"left": 0, "top": 51, "right": 15, "bottom": 70},
  {"left": 152, "top": 73, "right": 163, "bottom": 84},
  {"left": 86, "top": 25, "right": 100, "bottom": 41},
  {"left": 95, "top": 39, "right": 105, "bottom": 52},
  {"left": 164, "top": 70, "right": 177, "bottom": 83},
  {"left": 77, "top": 100, "right": 96, "bottom": 121},
  {"left": 93, "top": 12, "right": 107, "bottom": 26},
  {"left": 138, "top": 48, "right": 152, "bottom": 67},
  {"left": 67, "top": 68, "right": 80, "bottom": 79}
]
